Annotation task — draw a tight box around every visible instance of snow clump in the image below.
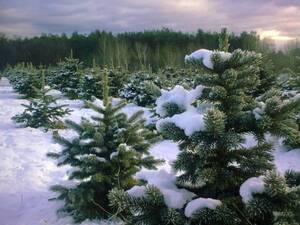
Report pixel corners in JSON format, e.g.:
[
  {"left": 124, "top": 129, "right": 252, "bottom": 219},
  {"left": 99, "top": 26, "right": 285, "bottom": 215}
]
[
  {"left": 185, "top": 49, "right": 232, "bottom": 69},
  {"left": 135, "top": 169, "right": 195, "bottom": 209},
  {"left": 184, "top": 197, "right": 222, "bottom": 217},
  {"left": 156, "top": 108, "right": 205, "bottom": 136},
  {"left": 156, "top": 85, "right": 203, "bottom": 117},
  {"left": 239, "top": 176, "right": 265, "bottom": 203},
  {"left": 127, "top": 186, "right": 147, "bottom": 198}
]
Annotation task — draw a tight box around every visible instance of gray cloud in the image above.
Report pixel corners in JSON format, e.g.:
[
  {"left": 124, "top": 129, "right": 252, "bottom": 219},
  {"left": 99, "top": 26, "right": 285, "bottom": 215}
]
[{"left": 0, "top": 0, "right": 299, "bottom": 39}]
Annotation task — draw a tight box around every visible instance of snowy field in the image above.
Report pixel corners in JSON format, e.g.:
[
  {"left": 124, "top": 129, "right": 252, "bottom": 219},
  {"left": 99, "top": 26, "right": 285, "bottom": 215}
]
[{"left": 0, "top": 77, "right": 300, "bottom": 225}]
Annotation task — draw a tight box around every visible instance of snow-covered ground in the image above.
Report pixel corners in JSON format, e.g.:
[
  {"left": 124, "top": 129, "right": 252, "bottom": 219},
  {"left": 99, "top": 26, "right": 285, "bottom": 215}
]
[
  {"left": 0, "top": 78, "right": 74, "bottom": 225},
  {"left": 0, "top": 77, "right": 300, "bottom": 225}
]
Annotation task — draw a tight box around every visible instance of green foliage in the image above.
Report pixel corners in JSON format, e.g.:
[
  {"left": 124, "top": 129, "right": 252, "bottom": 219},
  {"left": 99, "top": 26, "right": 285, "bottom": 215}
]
[
  {"left": 12, "top": 87, "right": 71, "bottom": 130},
  {"left": 219, "top": 28, "right": 230, "bottom": 52},
  {"left": 48, "top": 99, "right": 162, "bottom": 222},
  {"left": 245, "top": 172, "right": 300, "bottom": 225},
  {"left": 109, "top": 186, "right": 185, "bottom": 225},
  {"left": 6, "top": 64, "right": 43, "bottom": 98},
  {"left": 79, "top": 72, "right": 102, "bottom": 100},
  {"left": 102, "top": 68, "right": 109, "bottom": 106},
  {"left": 113, "top": 47, "right": 300, "bottom": 225},
  {"left": 255, "top": 58, "right": 278, "bottom": 97},
  {"left": 108, "top": 68, "right": 130, "bottom": 97},
  {"left": 48, "top": 56, "right": 83, "bottom": 99},
  {"left": 285, "top": 170, "right": 300, "bottom": 187},
  {"left": 188, "top": 205, "right": 240, "bottom": 225},
  {"left": 158, "top": 67, "right": 200, "bottom": 88},
  {"left": 119, "top": 72, "right": 162, "bottom": 107},
  {"left": 75, "top": 66, "right": 129, "bottom": 100},
  {"left": 118, "top": 68, "right": 201, "bottom": 108},
  {"left": 1, "top": 28, "right": 281, "bottom": 71},
  {"left": 255, "top": 88, "right": 300, "bottom": 149},
  {"left": 278, "top": 57, "right": 300, "bottom": 94}
]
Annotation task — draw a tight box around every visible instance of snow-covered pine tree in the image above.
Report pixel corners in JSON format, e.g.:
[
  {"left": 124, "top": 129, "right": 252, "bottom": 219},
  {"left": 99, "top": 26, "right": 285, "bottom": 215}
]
[
  {"left": 48, "top": 69, "right": 162, "bottom": 222},
  {"left": 49, "top": 52, "right": 82, "bottom": 99},
  {"left": 12, "top": 70, "right": 71, "bottom": 130},
  {"left": 110, "top": 32, "right": 300, "bottom": 225},
  {"left": 7, "top": 64, "right": 43, "bottom": 98}
]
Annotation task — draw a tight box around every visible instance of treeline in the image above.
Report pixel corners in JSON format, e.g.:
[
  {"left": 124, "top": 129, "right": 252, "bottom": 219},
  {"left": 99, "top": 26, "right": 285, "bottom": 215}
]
[{"left": 0, "top": 28, "right": 299, "bottom": 72}]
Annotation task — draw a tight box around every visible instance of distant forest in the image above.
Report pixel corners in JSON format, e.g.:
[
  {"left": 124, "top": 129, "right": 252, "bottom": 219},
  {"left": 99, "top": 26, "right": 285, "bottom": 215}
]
[{"left": 0, "top": 28, "right": 300, "bottom": 72}]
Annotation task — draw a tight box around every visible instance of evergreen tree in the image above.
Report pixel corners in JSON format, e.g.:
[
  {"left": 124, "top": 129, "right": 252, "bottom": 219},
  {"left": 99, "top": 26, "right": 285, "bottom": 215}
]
[
  {"left": 49, "top": 53, "right": 83, "bottom": 99},
  {"left": 48, "top": 70, "right": 162, "bottom": 222},
  {"left": 12, "top": 71, "right": 71, "bottom": 130},
  {"left": 219, "top": 28, "right": 230, "bottom": 52},
  {"left": 110, "top": 38, "right": 300, "bottom": 224},
  {"left": 7, "top": 64, "right": 43, "bottom": 98},
  {"left": 79, "top": 66, "right": 102, "bottom": 100},
  {"left": 254, "top": 58, "right": 278, "bottom": 97},
  {"left": 274, "top": 57, "right": 300, "bottom": 148},
  {"left": 108, "top": 68, "right": 129, "bottom": 97},
  {"left": 79, "top": 67, "right": 129, "bottom": 100}
]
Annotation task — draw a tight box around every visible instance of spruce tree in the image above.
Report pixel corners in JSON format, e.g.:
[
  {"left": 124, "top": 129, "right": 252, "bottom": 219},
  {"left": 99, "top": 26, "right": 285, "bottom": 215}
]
[
  {"left": 79, "top": 65, "right": 102, "bottom": 100},
  {"left": 110, "top": 33, "right": 300, "bottom": 224},
  {"left": 12, "top": 70, "right": 71, "bottom": 130},
  {"left": 48, "top": 70, "right": 161, "bottom": 222},
  {"left": 7, "top": 64, "right": 43, "bottom": 98},
  {"left": 49, "top": 53, "right": 82, "bottom": 99},
  {"left": 79, "top": 66, "right": 129, "bottom": 100},
  {"left": 218, "top": 28, "right": 230, "bottom": 52}
]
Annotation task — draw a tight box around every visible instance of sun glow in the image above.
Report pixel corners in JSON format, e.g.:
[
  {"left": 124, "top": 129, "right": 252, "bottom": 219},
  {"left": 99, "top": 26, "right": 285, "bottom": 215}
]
[
  {"left": 172, "top": 0, "right": 208, "bottom": 11},
  {"left": 259, "top": 29, "right": 295, "bottom": 41}
]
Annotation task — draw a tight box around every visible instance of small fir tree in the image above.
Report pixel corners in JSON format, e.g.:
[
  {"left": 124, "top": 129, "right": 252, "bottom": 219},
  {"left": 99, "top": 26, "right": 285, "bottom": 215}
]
[
  {"left": 7, "top": 64, "right": 43, "bottom": 98},
  {"left": 12, "top": 71, "right": 71, "bottom": 130},
  {"left": 218, "top": 28, "right": 230, "bottom": 52},
  {"left": 79, "top": 67, "right": 129, "bottom": 100},
  {"left": 48, "top": 70, "right": 161, "bottom": 222},
  {"left": 108, "top": 68, "right": 129, "bottom": 97},
  {"left": 49, "top": 54, "right": 83, "bottom": 99},
  {"left": 79, "top": 65, "right": 102, "bottom": 100}
]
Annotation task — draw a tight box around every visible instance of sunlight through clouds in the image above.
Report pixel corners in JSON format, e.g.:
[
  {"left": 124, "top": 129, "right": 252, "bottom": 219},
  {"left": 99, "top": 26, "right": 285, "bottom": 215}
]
[
  {"left": 0, "top": 0, "right": 299, "bottom": 39},
  {"left": 259, "top": 30, "right": 295, "bottom": 41}
]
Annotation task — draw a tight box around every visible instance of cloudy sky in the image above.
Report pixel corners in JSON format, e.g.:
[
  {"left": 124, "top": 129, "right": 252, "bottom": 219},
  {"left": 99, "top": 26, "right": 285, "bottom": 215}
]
[{"left": 0, "top": 0, "right": 299, "bottom": 41}]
